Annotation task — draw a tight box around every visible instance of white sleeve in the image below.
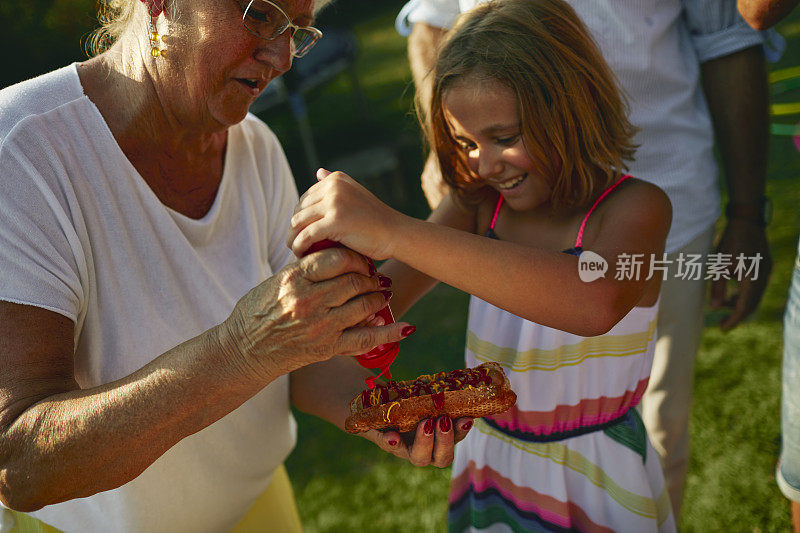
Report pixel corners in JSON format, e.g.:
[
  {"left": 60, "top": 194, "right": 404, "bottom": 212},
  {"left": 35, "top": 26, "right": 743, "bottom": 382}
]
[
  {"left": 682, "top": 0, "right": 768, "bottom": 62},
  {"left": 261, "top": 127, "right": 300, "bottom": 274},
  {"left": 0, "top": 122, "right": 86, "bottom": 322},
  {"left": 396, "top": 0, "right": 463, "bottom": 35}
]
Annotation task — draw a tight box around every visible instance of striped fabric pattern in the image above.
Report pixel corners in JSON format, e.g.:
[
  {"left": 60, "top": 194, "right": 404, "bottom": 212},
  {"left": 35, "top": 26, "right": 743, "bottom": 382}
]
[
  {"left": 485, "top": 377, "right": 649, "bottom": 436},
  {"left": 465, "top": 318, "right": 656, "bottom": 371},
  {"left": 449, "top": 297, "right": 675, "bottom": 532}
]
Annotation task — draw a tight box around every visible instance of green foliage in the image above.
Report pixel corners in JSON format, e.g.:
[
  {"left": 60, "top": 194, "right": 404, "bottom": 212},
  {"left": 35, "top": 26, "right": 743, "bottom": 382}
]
[{"left": 1, "top": 0, "right": 97, "bottom": 88}]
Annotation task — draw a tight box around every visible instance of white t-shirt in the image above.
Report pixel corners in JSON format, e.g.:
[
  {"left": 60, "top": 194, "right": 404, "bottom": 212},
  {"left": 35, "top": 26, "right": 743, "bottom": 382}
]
[
  {"left": 0, "top": 64, "right": 298, "bottom": 532},
  {"left": 398, "top": 0, "right": 767, "bottom": 253}
]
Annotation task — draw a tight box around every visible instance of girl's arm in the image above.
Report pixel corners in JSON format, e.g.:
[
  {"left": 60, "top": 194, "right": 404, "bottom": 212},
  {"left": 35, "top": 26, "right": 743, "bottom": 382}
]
[
  {"left": 379, "top": 193, "right": 477, "bottom": 319},
  {"left": 289, "top": 172, "right": 671, "bottom": 336}
]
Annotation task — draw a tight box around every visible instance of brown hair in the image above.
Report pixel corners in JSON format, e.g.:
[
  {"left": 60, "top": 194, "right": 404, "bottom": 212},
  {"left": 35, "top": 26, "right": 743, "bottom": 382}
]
[{"left": 423, "top": 0, "right": 637, "bottom": 210}]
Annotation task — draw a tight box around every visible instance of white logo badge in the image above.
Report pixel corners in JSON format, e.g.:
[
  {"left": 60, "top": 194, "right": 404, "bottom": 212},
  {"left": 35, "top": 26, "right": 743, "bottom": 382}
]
[{"left": 578, "top": 251, "right": 608, "bottom": 282}]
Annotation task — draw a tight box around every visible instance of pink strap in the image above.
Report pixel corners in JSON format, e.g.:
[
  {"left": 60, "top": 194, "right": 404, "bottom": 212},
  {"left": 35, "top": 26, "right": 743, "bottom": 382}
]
[
  {"left": 488, "top": 195, "right": 504, "bottom": 231},
  {"left": 574, "top": 174, "right": 631, "bottom": 249},
  {"left": 487, "top": 174, "right": 631, "bottom": 247}
]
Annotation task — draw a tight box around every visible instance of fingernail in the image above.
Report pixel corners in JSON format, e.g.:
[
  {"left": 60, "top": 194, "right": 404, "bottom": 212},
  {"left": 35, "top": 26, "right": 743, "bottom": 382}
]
[
  {"left": 381, "top": 290, "right": 393, "bottom": 302},
  {"left": 461, "top": 420, "right": 473, "bottom": 432},
  {"left": 424, "top": 419, "right": 435, "bottom": 435},
  {"left": 387, "top": 439, "right": 398, "bottom": 446},
  {"left": 378, "top": 274, "right": 393, "bottom": 288},
  {"left": 401, "top": 326, "right": 416, "bottom": 337},
  {"left": 368, "top": 260, "right": 377, "bottom": 276},
  {"left": 439, "top": 417, "right": 452, "bottom": 433}
]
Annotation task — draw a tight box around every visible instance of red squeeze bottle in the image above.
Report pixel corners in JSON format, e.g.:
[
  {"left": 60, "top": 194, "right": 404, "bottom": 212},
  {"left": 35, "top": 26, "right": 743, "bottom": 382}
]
[{"left": 303, "top": 239, "right": 400, "bottom": 389}]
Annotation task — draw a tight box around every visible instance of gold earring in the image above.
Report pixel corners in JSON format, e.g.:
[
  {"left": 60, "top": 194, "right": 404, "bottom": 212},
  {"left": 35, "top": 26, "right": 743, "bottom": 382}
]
[{"left": 149, "top": 16, "right": 166, "bottom": 58}]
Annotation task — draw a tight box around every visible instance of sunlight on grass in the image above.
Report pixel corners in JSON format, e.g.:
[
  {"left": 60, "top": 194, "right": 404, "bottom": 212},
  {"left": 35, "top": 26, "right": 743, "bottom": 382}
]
[{"left": 296, "top": 462, "right": 450, "bottom": 532}]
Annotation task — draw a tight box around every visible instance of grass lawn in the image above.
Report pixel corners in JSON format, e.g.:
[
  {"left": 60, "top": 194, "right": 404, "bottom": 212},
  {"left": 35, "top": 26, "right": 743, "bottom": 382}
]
[{"left": 260, "top": 4, "right": 800, "bottom": 532}]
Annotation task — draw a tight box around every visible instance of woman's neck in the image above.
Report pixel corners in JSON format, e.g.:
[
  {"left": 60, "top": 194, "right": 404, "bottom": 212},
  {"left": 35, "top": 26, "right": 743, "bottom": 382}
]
[
  {"left": 78, "top": 42, "right": 227, "bottom": 219},
  {"left": 81, "top": 41, "right": 226, "bottom": 152}
]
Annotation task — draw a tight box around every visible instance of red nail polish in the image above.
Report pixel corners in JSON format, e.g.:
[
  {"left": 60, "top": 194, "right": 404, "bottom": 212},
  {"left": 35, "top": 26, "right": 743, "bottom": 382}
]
[
  {"left": 401, "top": 325, "right": 416, "bottom": 337},
  {"left": 461, "top": 420, "right": 473, "bottom": 431},
  {"left": 439, "top": 417, "right": 452, "bottom": 433},
  {"left": 381, "top": 290, "right": 393, "bottom": 302},
  {"left": 378, "top": 274, "right": 393, "bottom": 288},
  {"left": 388, "top": 439, "right": 398, "bottom": 446},
  {"left": 424, "top": 419, "right": 435, "bottom": 435},
  {"left": 302, "top": 240, "right": 400, "bottom": 389}
]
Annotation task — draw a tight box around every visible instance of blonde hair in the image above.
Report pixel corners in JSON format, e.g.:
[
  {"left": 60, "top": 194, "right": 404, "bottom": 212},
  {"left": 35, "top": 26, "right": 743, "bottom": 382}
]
[
  {"left": 424, "top": 0, "right": 637, "bottom": 210},
  {"left": 87, "top": 0, "right": 334, "bottom": 56},
  {"left": 87, "top": 0, "right": 139, "bottom": 56}
]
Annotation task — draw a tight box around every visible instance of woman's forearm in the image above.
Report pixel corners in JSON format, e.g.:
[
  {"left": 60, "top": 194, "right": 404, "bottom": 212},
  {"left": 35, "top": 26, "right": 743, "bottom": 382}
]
[{"left": 0, "top": 325, "right": 274, "bottom": 512}]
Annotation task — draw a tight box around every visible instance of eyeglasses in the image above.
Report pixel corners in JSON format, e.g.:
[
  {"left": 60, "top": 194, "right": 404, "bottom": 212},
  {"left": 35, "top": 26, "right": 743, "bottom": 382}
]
[{"left": 242, "top": 0, "right": 323, "bottom": 58}]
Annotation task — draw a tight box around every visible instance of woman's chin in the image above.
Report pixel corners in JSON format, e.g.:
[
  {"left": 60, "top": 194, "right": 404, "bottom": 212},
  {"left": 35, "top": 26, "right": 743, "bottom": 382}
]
[{"left": 210, "top": 105, "right": 252, "bottom": 128}]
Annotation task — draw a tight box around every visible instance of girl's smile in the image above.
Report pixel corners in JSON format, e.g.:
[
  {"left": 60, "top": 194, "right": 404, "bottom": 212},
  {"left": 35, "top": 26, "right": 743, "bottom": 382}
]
[{"left": 492, "top": 173, "right": 528, "bottom": 190}]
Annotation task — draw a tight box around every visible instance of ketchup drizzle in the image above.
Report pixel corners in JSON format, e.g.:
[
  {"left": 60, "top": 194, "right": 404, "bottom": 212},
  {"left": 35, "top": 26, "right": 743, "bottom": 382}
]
[{"left": 432, "top": 392, "right": 445, "bottom": 411}]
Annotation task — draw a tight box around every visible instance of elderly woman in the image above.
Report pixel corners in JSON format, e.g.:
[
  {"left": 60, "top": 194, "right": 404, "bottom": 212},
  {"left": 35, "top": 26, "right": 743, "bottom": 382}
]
[{"left": 0, "top": 0, "right": 472, "bottom": 531}]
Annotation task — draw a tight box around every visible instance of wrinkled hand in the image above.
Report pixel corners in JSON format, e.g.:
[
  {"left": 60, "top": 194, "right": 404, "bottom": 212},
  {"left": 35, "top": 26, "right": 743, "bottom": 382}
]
[
  {"left": 287, "top": 169, "right": 407, "bottom": 261},
  {"left": 219, "top": 247, "right": 411, "bottom": 379},
  {"left": 364, "top": 416, "right": 475, "bottom": 468},
  {"left": 710, "top": 219, "right": 772, "bottom": 331}
]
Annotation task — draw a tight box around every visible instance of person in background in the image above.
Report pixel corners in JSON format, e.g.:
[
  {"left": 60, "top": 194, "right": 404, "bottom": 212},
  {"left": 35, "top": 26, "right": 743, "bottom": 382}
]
[
  {"left": 289, "top": 0, "right": 676, "bottom": 528},
  {"left": 778, "top": 243, "right": 800, "bottom": 533},
  {"left": 397, "top": 0, "right": 773, "bottom": 519},
  {"left": 0, "top": 0, "right": 470, "bottom": 531},
  {"left": 739, "top": 0, "right": 799, "bottom": 28},
  {"left": 737, "top": 3, "right": 800, "bottom": 531}
]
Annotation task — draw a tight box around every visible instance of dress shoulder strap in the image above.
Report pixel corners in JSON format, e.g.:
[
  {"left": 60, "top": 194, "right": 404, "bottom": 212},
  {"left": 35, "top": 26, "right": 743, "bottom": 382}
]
[
  {"left": 484, "top": 174, "right": 632, "bottom": 248},
  {"left": 485, "top": 194, "right": 504, "bottom": 239},
  {"left": 572, "top": 174, "right": 632, "bottom": 251}
]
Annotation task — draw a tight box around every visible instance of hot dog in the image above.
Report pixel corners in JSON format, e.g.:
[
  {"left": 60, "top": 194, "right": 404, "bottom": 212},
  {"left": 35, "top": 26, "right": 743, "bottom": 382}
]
[{"left": 344, "top": 362, "right": 517, "bottom": 433}]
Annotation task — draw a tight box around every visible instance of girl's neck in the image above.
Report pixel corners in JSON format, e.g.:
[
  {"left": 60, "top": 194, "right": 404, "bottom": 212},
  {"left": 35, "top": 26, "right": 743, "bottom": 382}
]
[{"left": 482, "top": 195, "right": 588, "bottom": 252}]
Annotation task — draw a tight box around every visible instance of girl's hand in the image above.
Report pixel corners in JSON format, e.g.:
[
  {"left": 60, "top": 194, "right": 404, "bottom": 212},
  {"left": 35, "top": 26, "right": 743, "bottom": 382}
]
[
  {"left": 287, "top": 169, "right": 409, "bottom": 260},
  {"left": 364, "top": 416, "right": 475, "bottom": 468}
]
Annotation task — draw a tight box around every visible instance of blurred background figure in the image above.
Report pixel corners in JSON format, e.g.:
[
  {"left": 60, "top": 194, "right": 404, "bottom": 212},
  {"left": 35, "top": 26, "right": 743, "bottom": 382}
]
[
  {"left": 738, "top": 3, "right": 800, "bottom": 532},
  {"left": 740, "top": 0, "right": 800, "bottom": 28}
]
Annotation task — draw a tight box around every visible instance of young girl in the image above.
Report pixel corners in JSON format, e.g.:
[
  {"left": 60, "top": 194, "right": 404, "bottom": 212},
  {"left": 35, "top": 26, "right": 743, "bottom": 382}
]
[{"left": 289, "top": 0, "right": 674, "bottom": 530}]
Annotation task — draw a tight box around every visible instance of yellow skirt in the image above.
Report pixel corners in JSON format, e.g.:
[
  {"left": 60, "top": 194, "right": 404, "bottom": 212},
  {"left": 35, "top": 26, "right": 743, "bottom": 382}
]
[{"left": 4, "top": 464, "right": 302, "bottom": 533}]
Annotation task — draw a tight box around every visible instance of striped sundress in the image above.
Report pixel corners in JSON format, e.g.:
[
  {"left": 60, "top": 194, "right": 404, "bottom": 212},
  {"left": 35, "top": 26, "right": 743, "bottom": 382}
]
[{"left": 448, "top": 177, "right": 675, "bottom": 532}]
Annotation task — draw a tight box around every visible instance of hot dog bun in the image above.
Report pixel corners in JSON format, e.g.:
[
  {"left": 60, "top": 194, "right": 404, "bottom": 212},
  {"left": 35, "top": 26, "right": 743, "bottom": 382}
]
[{"left": 345, "top": 362, "right": 516, "bottom": 433}]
